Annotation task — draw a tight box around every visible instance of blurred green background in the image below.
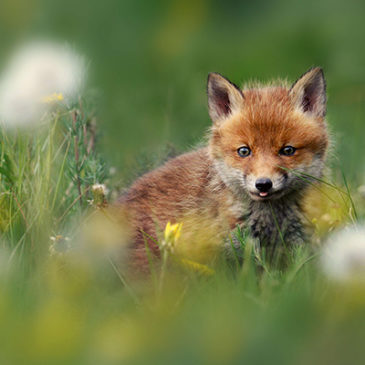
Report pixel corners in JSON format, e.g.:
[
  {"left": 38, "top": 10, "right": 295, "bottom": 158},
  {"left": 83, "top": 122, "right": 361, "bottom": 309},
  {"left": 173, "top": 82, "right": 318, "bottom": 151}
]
[{"left": 0, "top": 0, "right": 365, "bottom": 183}]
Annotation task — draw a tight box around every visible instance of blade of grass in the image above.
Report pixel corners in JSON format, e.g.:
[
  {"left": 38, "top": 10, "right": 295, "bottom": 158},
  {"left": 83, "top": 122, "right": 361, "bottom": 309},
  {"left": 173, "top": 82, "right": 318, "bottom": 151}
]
[
  {"left": 340, "top": 168, "right": 358, "bottom": 222},
  {"left": 108, "top": 256, "right": 141, "bottom": 306}
]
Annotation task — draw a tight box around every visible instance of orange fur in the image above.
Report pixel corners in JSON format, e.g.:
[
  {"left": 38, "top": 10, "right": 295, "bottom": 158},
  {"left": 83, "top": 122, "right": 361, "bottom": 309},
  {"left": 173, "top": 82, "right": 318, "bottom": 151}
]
[
  {"left": 210, "top": 86, "right": 328, "bottom": 179},
  {"left": 118, "top": 67, "right": 329, "bottom": 274}
]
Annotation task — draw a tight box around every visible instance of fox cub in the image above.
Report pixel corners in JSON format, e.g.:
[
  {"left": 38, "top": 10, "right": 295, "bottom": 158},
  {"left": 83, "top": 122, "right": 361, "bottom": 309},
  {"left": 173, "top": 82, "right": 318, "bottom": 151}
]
[{"left": 120, "top": 67, "right": 328, "bottom": 272}]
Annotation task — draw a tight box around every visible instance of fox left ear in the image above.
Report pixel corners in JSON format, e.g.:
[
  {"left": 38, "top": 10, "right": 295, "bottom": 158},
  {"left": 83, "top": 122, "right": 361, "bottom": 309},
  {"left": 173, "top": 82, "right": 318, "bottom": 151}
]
[{"left": 289, "top": 67, "right": 326, "bottom": 118}]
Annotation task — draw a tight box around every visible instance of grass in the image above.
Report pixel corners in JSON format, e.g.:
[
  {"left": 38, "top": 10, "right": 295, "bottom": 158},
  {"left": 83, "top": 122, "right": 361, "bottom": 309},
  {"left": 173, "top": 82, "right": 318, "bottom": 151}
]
[{"left": 0, "top": 97, "right": 364, "bottom": 365}]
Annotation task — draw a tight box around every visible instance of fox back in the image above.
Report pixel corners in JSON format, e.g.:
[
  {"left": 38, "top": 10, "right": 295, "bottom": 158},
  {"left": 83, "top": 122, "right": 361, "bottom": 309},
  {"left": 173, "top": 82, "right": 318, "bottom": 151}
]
[{"left": 119, "top": 67, "right": 329, "bottom": 273}]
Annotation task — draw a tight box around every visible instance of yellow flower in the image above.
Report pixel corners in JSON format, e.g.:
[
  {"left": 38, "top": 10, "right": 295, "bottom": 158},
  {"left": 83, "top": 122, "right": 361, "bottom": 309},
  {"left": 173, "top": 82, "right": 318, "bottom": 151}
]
[
  {"left": 162, "top": 221, "right": 183, "bottom": 252},
  {"left": 41, "top": 92, "right": 64, "bottom": 103}
]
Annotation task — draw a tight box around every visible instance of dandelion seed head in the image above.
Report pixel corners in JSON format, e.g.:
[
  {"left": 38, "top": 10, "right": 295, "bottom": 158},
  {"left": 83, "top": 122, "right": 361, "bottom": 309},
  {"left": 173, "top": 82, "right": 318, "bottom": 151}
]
[
  {"left": 0, "top": 41, "right": 85, "bottom": 127},
  {"left": 321, "top": 226, "right": 365, "bottom": 283}
]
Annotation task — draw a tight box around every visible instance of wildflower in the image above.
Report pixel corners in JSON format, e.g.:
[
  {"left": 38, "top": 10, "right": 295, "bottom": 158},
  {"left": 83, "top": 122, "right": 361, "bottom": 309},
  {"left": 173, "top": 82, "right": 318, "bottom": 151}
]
[
  {"left": 161, "top": 221, "right": 183, "bottom": 253},
  {"left": 91, "top": 183, "right": 108, "bottom": 208},
  {"left": 321, "top": 226, "right": 365, "bottom": 283},
  {"left": 0, "top": 41, "right": 85, "bottom": 127}
]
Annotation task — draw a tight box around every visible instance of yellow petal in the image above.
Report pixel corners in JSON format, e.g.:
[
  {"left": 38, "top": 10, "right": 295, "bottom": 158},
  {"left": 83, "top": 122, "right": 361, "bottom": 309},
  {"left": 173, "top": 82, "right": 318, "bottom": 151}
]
[{"left": 164, "top": 221, "right": 172, "bottom": 241}]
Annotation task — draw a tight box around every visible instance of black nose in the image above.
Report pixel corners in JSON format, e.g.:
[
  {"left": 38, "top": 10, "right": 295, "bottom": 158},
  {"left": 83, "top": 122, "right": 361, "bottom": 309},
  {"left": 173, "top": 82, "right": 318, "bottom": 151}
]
[{"left": 255, "top": 178, "right": 273, "bottom": 192}]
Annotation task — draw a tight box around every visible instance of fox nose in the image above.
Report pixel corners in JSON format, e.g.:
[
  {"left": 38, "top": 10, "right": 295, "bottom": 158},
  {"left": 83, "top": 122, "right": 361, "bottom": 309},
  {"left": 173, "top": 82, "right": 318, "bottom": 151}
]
[{"left": 255, "top": 178, "right": 273, "bottom": 192}]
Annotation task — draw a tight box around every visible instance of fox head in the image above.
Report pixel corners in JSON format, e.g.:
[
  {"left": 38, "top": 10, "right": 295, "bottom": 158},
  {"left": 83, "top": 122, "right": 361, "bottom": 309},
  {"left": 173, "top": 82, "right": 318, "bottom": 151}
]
[{"left": 207, "top": 67, "right": 329, "bottom": 201}]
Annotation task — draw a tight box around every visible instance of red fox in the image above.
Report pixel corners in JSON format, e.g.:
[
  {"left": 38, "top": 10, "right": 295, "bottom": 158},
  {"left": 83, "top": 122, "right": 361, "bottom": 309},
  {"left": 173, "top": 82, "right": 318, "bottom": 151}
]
[{"left": 119, "top": 67, "right": 328, "bottom": 273}]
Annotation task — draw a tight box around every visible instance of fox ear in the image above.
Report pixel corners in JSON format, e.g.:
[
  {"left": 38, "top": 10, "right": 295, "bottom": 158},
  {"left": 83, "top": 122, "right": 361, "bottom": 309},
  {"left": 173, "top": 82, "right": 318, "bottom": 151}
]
[
  {"left": 289, "top": 67, "right": 326, "bottom": 118},
  {"left": 207, "top": 73, "right": 244, "bottom": 124}
]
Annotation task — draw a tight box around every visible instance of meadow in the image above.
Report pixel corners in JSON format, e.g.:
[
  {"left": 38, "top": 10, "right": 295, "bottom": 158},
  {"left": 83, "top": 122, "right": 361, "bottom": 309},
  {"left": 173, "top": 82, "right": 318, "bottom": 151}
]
[
  {"left": 1, "top": 1, "right": 365, "bottom": 364},
  {"left": 0, "top": 57, "right": 363, "bottom": 365}
]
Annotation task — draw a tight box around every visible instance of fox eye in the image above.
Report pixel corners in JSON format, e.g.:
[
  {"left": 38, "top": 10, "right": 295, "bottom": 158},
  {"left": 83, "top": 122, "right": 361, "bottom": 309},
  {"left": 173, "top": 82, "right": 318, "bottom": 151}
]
[
  {"left": 280, "top": 146, "right": 296, "bottom": 156},
  {"left": 237, "top": 146, "right": 251, "bottom": 157}
]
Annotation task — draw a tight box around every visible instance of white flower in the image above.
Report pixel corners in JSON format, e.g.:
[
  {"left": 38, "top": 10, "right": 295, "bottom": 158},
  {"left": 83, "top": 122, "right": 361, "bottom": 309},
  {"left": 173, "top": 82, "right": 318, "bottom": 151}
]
[
  {"left": 321, "top": 226, "right": 365, "bottom": 283},
  {"left": 92, "top": 184, "right": 108, "bottom": 196},
  {"left": 0, "top": 41, "right": 85, "bottom": 128},
  {"left": 91, "top": 183, "right": 109, "bottom": 208}
]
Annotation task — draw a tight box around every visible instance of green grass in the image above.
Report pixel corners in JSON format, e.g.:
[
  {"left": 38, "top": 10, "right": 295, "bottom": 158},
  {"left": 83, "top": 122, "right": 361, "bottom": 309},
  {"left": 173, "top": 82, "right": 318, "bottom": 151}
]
[{"left": 0, "top": 96, "right": 364, "bottom": 365}]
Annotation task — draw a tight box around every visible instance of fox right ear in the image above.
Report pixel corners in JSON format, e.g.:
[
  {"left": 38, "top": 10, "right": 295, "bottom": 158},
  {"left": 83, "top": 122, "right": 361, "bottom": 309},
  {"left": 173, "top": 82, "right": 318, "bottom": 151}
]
[
  {"left": 289, "top": 67, "right": 326, "bottom": 119},
  {"left": 207, "top": 73, "right": 244, "bottom": 124}
]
